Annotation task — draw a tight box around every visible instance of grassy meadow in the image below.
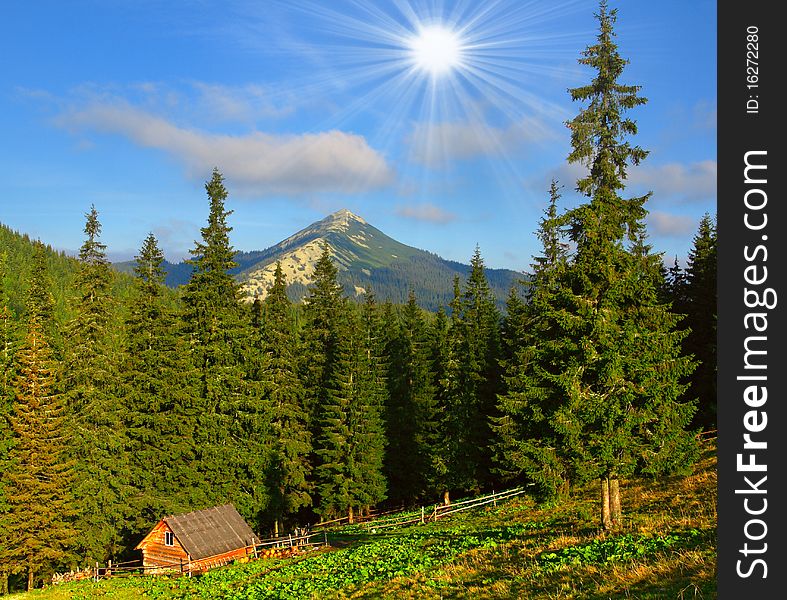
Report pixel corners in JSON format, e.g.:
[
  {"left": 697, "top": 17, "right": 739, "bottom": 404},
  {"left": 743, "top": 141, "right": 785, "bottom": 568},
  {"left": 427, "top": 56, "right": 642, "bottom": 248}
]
[{"left": 9, "top": 441, "right": 716, "bottom": 600}]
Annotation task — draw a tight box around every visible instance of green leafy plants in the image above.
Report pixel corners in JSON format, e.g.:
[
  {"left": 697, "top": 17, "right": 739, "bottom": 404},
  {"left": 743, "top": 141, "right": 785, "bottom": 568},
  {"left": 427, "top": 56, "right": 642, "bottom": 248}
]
[{"left": 536, "top": 529, "right": 708, "bottom": 572}]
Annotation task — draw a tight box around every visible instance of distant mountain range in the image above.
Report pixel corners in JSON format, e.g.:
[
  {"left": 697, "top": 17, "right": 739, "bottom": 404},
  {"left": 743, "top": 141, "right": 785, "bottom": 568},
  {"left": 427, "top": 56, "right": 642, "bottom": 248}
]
[{"left": 114, "top": 209, "right": 524, "bottom": 311}]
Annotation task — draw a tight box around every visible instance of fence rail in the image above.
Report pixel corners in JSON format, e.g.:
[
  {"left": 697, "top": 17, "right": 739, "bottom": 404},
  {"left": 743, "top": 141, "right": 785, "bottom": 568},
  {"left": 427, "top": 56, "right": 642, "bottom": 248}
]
[
  {"left": 352, "top": 486, "right": 528, "bottom": 532},
  {"left": 431, "top": 487, "right": 526, "bottom": 520}
]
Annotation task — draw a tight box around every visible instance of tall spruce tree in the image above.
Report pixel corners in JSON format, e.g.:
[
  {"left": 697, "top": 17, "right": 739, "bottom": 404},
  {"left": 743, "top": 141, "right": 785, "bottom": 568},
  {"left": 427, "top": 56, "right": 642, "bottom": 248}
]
[
  {"left": 259, "top": 262, "right": 311, "bottom": 535},
  {"left": 181, "top": 169, "right": 267, "bottom": 522},
  {"left": 683, "top": 214, "right": 717, "bottom": 428},
  {"left": 494, "top": 181, "right": 572, "bottom": 499},
  {"left": 428, "top": 306, "right": 452, "bottom": 504},
  {"left": 124, "top": 233, "right": 201, "bottom": 532},
  {"left": 444, "top": 250, "right": 501, "bottom": 495},
  {"left": 2, "top": 251, "right": 76, "bottom": 590},
  {"left": 301, "top": 245, "right": 345, "bottom": 434},
  {"left": 355, "top": 291, "right": 388, "bottom": 513},
  {"left": 557, "top": 1, "right": 697, "bottom": 528},
  {"left": 315, "top": 299, "right": 387, "bottom": 522},
  {"left": 387, "top": 291, "right": 439, "bottom": 502},
  {"left": 0, "top": 251, "right": 16, "bottom": 595},
  {"left": 0, "top": 252, "right": 17, "bottom": 454},
  {"left": 314, "top": 303, "right": 357, "bottom": 521},
  {"left": 64, "top": 206, "right": 128, "bottom": 562}
]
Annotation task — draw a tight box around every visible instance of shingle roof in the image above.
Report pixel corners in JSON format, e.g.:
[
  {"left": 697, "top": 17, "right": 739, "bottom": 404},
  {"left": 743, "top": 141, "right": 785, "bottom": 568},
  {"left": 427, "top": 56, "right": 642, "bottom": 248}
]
[{"left": 163, "top": 504, "right": 257, "bottom": 561}]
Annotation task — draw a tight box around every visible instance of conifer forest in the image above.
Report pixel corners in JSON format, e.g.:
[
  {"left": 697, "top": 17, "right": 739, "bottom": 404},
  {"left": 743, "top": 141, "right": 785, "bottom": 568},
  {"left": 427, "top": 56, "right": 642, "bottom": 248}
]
[{"left": 0, "top": 3, "right": 716, "bottom": 593}]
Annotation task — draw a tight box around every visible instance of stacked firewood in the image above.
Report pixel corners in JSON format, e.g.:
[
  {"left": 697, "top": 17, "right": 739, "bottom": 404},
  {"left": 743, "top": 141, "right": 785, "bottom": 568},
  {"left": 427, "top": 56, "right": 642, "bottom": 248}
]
[{"left": 51, "top": 567, "right": 93, "bottom": 585}]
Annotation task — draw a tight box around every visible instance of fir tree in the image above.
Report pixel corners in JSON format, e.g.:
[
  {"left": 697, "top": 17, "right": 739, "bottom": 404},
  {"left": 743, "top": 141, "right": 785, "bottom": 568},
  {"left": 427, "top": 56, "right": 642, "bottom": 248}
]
[
  {"left": 314, "top": 303, "right": 358, "bottom": 521},
  {"left": 301, "top": 245, "right": 345, "bottom": 434},
  {"left": 445, "top": 250, "right": 501, "bottom": 495},
  {"left": 683, "top": 214, "right": 717, "bottom": 428},
  {"left": 494, "top": 181, "right": 572, "bottom": 499},
  {"left": 386, "top": 291, "right": 438, "bottom": 502},
  {"left": 63, "top": 206, "right": 128, "bottom": 562},
  {"left": 662, "top": 256, "right": 688, "bottom": 310},
  {"left": 0, "top": 251, "right": 17, "bottom": 450},
  {"left": 181, "top": 169, "right": 266, "bottom": 522},
  {"left": 259, "top": 262, "right": 311, "bottom": 535},
  {"left": 499, "top": 284, "right": 527, "bottom": 368},
  {"left": 557, "top": 1, "right": 697, "bottom": 528},
  {"left": 315, "top": 298, "right": 387, "bottom": 521},
  {"left": 0, "top": 252, "right": 17, "bottom": 594},
  {"left": 123, "top": 233, "right": 201, "bottom": 532},
  {"left": 2, "top": 258, "right": 76, "bottom": 590},
  {"left": 354, "top": 291, "right": 388, "bottom": 513},
  {"left": 383, "top": 294, "right": 417, "bottom": 503},
  {"left": 428, "top": 306, "right": 452, "bottom": 504},
  {"left": 25, "top": 243, "right": 58, "bottom": 347},
  {"left": 441, "top": 277, "right": 465, "bottom": 504}
]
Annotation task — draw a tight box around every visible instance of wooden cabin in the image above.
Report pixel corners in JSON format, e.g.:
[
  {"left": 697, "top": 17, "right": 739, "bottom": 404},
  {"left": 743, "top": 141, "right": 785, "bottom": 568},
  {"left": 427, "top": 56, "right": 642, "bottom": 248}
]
[{"left": 135, "top": 504, "right": 257, "bottom": 574}]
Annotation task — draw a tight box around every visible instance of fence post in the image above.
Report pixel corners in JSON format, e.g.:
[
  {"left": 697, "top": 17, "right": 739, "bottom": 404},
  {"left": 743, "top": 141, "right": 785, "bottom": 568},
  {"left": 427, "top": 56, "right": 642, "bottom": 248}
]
[
  {"left": 323, "top": 531, "right": 328, "bottom": 547},
  {"left": 94, "top": 562, "right": 99, "bottom": 582},
  {"left": 493, "top": 490, "right": 497, "bottom": 508},
  {"left": 420, "top": 506, "right": 425, "bottom": 524}
]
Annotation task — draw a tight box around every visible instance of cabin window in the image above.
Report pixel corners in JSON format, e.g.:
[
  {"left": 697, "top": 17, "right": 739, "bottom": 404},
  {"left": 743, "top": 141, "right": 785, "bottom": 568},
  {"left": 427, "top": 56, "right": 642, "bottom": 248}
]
[{"left": 165, "top": 531, "right": 174, "bottom": 546}]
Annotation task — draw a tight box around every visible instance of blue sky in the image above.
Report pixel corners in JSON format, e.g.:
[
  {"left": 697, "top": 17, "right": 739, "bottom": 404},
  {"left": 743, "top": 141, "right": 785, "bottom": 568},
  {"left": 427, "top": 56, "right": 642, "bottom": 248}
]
[{"left": 1, "top": 0, "right": 716, "bottom": 272}]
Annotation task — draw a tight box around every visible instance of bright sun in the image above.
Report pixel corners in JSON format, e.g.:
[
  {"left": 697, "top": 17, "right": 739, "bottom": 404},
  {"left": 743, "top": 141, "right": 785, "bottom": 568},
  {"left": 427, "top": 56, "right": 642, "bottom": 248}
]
[{"left": 407, "top": 25, "right": 464, "bottom": 77}]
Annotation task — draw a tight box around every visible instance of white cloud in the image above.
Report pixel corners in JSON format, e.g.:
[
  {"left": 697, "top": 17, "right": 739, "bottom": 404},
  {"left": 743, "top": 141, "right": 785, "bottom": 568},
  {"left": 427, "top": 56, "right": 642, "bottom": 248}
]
[
  {"left": 533, "top": 160, "right": 716, "bottom": 206},
  {"left": 628, "top": 160, "right": 716, "bottom": 202},
  {"left": 395, "top": 203, "right": 457, "bottom": 224},
  {"left": 189, "top": 82, "right": 295, "bottom": 123},
  {"left": 57, "top": 103, "right": 394, "bottom": 196},
  {"left": 646, "top": 211, "right": 697, "bottom": 238},
  {"left": 691, "top": 100, "right": 717, "bottom": 131},
  {"left": 407, "top": 116, "right": 556, "bottom": 167}
]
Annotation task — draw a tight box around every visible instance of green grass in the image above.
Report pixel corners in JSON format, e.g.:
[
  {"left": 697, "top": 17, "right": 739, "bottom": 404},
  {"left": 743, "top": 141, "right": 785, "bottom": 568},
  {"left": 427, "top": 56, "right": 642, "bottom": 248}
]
[{"left": 11, "top": 442, "right": 716, "bottom": 599}]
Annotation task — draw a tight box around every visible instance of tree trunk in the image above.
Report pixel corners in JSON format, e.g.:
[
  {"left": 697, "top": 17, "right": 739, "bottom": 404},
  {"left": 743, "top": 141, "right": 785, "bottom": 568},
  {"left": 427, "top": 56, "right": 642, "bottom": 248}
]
[
  {"left": 274, "top": 519, "right": 280, "bottom": 537},
  {"left": 27, "top": 567, "right": 34, "bottom": 592},
  {"left": 610, "top": 478, "right": 622, "bottom": 528},
  {"left": 600, "top": 477, "right": 612, "bottom": 530},
  {"left": 348, "top": 506, "right": 354, "bottom": 524},
  {"left": 560, "top": 477, "right": 570, "bottom": 499},
  {"left": 443, "top": 490, "right": 450, "bottom": 506}
]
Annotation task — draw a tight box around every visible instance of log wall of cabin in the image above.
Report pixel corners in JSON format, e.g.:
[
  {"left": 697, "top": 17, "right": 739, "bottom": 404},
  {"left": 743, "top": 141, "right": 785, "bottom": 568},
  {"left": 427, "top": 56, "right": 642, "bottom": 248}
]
[
  {"left": 189, "top": 546, "right": 251, "bottom": 574},
  {"left": 140, "top": 522, "right": 189, "bottom": 569}
]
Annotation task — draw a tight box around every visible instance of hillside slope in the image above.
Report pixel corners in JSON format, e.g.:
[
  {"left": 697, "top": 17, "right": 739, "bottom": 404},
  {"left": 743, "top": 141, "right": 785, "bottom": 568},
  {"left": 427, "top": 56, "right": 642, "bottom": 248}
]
[{"left": 15, "top": 440, "right": 716, "bottom": 599}]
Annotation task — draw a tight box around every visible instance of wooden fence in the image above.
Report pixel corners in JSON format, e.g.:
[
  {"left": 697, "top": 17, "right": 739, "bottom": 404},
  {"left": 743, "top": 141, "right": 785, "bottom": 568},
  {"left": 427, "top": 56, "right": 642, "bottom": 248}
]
[
  {"left": 311, "top": 504, "right": 406, "bottom": 530},
  {"left": 343, "top": 486, "right": 529, "bottom": 532}
]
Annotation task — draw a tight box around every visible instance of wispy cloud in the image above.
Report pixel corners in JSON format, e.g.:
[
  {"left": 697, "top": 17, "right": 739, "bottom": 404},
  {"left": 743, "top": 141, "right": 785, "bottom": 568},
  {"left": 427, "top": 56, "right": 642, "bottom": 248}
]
[
  {"left": 188, "top": 82, "right": 296, "bottom": 124},
  {"left": 407, "top": 116, "right": 556, "bottom": 167},
  {"left": 691, "top": 100, "right": 717, "bottom": 131},
  {"left": 628, "top": 160, "right": 716, "bottom": 202},
  {"left": 395, "top": 203, "right": 457, "bottom": 224},
  {"left": 56, "top": 102, "right": 394, "bottom": 196},
  {"left": 646, "top": 211, "right": 697, "bottom": 238},
  {"left": 533, "top": 160, "right": 716, "bottom": 206}
]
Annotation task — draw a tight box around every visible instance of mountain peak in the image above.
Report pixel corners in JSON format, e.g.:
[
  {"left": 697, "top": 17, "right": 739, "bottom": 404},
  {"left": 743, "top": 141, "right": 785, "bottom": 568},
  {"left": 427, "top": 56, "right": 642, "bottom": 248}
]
[
  {"left": 230, "top": 209, "right": 519, "bottom": 309},
  {"left": 322, "top": 208, "right": 366, "bottom": 230}
]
